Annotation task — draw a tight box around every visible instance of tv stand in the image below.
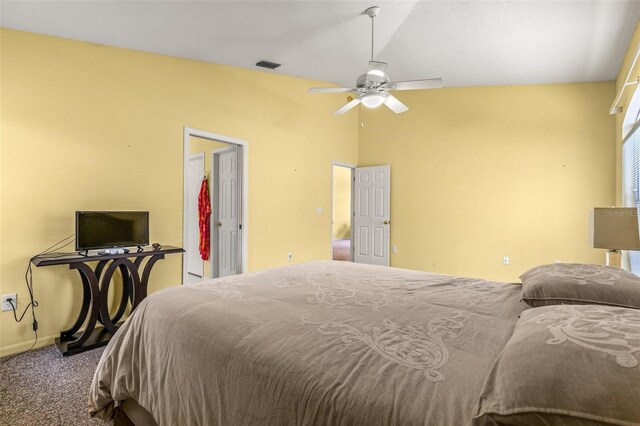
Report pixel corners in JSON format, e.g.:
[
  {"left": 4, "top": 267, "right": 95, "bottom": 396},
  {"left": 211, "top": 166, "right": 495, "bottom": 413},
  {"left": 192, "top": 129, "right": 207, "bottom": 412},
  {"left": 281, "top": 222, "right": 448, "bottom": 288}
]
[{"left": 32, "top": 245, "right": 184, "bottom": 356}]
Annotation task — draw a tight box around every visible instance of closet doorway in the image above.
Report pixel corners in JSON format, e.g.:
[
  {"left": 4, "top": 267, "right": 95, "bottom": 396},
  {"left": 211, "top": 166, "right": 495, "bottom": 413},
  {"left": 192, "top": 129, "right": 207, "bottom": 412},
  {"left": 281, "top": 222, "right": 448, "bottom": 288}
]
[
  {"left": 186, "top": 152, "right": 205, "bottom": 277},
  {"left": 331, "top": 162, "right": 355, "bottom": 261},
  {"left": 182, "top": 127, "right": 248, "bottom": 284}
]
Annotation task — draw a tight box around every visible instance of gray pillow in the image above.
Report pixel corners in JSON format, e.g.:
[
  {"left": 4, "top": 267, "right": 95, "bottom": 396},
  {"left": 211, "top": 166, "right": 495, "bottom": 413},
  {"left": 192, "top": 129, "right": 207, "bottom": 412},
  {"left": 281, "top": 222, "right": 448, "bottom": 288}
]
[
  {"left": 473, "top": 304, "right": 640, "bottom": 426},
  {"left": 520, "top": 263, "right": 640, "bottom": 309}
]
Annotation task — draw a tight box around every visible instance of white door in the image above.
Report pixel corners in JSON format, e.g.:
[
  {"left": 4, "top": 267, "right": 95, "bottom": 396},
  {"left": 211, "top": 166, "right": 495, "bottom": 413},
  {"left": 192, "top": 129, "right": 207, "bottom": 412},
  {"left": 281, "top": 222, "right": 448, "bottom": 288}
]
[
  {"left": 187, "top": 153, "right": 204, "bottom": 276},
  {"left": 217, "top": 147, "right": 239, "bottom": 277},
  {"left": 353, "top": 165, "right": 390, "bottom": 266}
]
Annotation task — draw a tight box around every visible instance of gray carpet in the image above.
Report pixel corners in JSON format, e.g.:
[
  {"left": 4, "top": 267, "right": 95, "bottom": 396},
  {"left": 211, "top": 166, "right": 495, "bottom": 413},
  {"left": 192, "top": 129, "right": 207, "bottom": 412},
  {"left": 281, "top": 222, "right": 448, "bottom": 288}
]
[
  {"left": 332, "top": 238, "right": 351, "bottom": 261},
  {"left": 0, "top": 345, "right": 108, "bottom": 426}
]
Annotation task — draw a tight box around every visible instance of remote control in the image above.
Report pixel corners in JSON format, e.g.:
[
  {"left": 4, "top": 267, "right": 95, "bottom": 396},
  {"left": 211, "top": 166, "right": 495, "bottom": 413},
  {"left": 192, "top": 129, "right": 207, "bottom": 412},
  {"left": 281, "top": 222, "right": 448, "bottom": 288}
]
[{"left": 98, "top": 248, "right": 130, "bottom": 255}]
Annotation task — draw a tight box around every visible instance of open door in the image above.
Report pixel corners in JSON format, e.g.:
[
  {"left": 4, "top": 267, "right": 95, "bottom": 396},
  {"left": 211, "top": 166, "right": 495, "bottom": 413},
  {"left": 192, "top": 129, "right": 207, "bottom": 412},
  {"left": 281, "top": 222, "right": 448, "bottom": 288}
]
[
  {"left": 214, "top": 146, "right": 241, "bottom": 277},
  {"left": 353, "top": 165, "right": 390, "bottom": 266}
]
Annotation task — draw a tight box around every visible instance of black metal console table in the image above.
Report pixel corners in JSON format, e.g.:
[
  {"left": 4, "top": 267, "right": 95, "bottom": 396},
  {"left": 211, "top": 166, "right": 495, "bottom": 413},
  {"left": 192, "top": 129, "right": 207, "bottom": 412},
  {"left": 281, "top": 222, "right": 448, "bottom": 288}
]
[{"left": 32, "top": 245, "right": 184, "bottom": 356}]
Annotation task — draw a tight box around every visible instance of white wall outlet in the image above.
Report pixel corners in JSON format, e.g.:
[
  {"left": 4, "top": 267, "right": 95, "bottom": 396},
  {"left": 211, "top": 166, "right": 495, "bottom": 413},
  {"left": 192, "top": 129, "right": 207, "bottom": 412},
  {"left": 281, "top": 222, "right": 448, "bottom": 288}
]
[
  {"left": 502, "top": 256, "right": 510, "bottom": 265},
  {"left": 288, "top": 252, "right": 293, "bottom": 262},
  {"left": 554, "top": 259, "right": 562, "bottom": 264},
  {"left": 392, "top": 245, "right": 398, "bottom": 254},
  {"left": 2, "top": 293, "right": 17, "bottom": 312},
  {"left": 316, "top": 207, "right": 323, "bottom": 215}
]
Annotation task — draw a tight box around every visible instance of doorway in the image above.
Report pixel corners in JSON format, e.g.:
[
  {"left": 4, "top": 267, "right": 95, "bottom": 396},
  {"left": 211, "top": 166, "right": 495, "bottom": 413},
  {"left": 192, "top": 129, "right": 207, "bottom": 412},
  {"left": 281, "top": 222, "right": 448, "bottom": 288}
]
[
  {"left": 331, "top": 162, "right": 355, "bottom": 261},
  {"left": 183, "top": 127, "right": 248, "bottom": 285},
  {"left": 332, "top": 163, "right": 391, "bottom": 266},
  {"left": 187, "top": 152, "right": 205, "bottom": 278}
]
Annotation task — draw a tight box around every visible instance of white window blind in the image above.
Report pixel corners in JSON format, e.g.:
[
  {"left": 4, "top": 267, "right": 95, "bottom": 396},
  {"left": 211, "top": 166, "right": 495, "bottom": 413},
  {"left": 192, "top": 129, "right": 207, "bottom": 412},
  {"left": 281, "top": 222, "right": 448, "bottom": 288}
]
[{"left": 622, "top": 126, "right": 640, "bottom": 274}]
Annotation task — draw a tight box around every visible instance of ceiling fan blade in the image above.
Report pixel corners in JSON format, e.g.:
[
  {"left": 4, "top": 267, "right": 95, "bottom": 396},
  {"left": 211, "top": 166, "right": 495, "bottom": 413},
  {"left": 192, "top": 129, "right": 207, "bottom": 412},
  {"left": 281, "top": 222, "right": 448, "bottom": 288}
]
[
  {"left": 367, "top": 61, "right": 388, "bottom": 78},
  {"left": 333, "top": 98, "right": 362, "bottom": 115},
  {"left": 308, "top": 87, "right": 355, "bottom": 93},
  {"left": 384, "top": 93, "right": 409, "bottom": 114},
  {"left": 384, "top": 78, "right": 444, "bottom": 91}
]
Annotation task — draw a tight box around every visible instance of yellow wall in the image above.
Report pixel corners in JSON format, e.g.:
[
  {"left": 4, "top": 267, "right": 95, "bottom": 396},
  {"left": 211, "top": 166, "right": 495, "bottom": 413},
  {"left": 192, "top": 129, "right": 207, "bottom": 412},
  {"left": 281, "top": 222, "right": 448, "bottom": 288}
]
[
  {"left": 0, "top": 28, "right": 620, "bottom": 354},
  {"left": 358, "top": 82, "right": 616, "bottom": 282},
  {"left": 188, "top": 136, "right": 230, "bottom": 278},
  {"left": 332, "top": 165, "right": 351, "bottom": 239},
  {"left": 0, "top": 29, "right": 358, "bottom": 355}
]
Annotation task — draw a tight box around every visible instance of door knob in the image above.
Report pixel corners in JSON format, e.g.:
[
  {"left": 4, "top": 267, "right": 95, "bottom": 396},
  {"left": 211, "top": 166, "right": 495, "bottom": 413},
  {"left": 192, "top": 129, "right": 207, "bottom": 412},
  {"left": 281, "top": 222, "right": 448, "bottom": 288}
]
[
  {"left": 217, "top": 222, "right": 222, "bottom": 227},
  {"left": 384, "top": 220, "right": 390, "bottom": 225}
]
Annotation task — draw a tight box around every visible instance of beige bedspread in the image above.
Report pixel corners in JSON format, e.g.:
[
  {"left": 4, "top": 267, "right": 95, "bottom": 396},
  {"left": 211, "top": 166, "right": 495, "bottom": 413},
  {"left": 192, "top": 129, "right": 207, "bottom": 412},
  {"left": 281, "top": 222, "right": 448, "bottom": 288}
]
[{"left": 89, "top": 261, "right": 525, "bottom": 425}]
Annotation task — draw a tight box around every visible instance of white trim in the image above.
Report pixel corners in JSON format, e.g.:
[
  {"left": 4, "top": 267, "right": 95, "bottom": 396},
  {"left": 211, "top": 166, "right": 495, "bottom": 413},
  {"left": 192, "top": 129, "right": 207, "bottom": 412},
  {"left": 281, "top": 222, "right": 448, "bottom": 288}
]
[
  {"left": 183, "top": 127, "right": 249, "bottom": 285},
  {"left": 611, "top": 42, "right": 640, "bottom": 115},
  {"left": 332, "top": 161, "right": 357, "bottom": 168},
  {"left": 330, "top": 161, "right": 356, "bottom": 261},
  {"left": 623, "top": 85, "right": 640, "bottom": 141}
]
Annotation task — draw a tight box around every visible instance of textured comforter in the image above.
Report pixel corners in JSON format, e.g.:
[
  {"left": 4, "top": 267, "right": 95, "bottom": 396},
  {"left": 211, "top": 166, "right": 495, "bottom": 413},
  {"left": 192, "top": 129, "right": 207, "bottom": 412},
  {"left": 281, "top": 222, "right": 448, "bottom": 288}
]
[{"left": 89, "top": 261, "right": 525, "bottom": 425}]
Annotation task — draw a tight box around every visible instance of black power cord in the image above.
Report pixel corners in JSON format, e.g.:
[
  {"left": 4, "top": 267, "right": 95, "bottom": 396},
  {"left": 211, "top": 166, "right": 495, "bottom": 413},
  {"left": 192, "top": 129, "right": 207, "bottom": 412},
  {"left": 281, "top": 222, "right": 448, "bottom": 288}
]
[{"left": 1, "top": 234, "right": 75, "bottom": 364}]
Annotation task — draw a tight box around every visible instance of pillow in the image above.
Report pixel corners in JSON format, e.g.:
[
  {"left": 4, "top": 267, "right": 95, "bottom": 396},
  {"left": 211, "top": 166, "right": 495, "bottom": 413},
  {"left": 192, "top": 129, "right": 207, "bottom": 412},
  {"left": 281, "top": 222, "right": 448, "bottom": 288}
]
[
  {"left": 519, "top": 263, "right": 640, "bottom": 309},
  {"left": 472, "top": 304, "right": 640, "bottom": 426}
]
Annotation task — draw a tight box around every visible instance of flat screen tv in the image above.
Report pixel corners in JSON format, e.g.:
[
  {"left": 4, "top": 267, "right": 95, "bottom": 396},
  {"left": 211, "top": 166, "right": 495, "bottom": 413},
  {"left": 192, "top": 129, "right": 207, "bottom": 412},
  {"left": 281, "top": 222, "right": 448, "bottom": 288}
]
[{"left": 75, "top": 211, "right": 149, "bottom": 251}]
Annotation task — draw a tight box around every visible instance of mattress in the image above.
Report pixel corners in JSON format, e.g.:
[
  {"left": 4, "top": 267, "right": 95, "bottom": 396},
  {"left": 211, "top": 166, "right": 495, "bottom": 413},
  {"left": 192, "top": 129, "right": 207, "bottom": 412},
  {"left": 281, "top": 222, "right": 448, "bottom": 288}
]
[{"left": 89, "top": 261, "right": 525, "bottom": 425}]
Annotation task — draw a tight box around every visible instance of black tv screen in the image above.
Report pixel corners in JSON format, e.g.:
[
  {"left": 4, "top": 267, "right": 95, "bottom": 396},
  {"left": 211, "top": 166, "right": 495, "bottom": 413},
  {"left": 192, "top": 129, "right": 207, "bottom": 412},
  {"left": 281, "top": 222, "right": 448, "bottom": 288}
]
[{"left": 75, "top": 211, "right": 149, "bottom": 251}]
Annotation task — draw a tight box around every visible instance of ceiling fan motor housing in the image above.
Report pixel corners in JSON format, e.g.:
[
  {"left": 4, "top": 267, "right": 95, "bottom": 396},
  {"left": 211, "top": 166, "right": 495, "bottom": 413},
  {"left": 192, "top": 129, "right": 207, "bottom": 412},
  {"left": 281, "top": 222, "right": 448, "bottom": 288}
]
[
  {"left": 365, "top": 6, "right": 381, "bottom": 18},
  {"left": 356, "top": 73, "right": 388, "bottom": 91}
]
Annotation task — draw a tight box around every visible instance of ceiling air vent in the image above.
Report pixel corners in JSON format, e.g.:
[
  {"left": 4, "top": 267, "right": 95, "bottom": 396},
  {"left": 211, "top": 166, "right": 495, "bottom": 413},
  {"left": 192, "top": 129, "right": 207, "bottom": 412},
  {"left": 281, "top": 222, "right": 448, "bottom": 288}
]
[{"left": 255, "top": 60, "right": 281, "bottom": 70}]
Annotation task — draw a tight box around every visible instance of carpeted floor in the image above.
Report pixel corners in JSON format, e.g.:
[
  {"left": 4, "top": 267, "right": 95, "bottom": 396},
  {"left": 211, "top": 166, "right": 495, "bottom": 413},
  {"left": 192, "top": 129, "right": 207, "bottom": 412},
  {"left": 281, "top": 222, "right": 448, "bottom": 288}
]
[
  {"left": 332, "top": 238, "right": 351, "bottom": 261},
  {"left": 0, "top": 345, "right": 108, "bottom": 426}
]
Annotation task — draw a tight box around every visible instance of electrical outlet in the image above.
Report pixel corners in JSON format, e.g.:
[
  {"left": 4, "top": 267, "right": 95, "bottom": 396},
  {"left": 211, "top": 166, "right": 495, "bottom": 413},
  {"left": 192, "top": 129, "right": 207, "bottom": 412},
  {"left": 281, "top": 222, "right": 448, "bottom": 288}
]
[
  {"left": 288, "top": 252, "right": 293, "bottom": 262},
  {"left": 502, "top": 256, "right": 510, "bottom": 265},
  {"left": 2, "top": 294, "right": 17, "bottom": 312}
]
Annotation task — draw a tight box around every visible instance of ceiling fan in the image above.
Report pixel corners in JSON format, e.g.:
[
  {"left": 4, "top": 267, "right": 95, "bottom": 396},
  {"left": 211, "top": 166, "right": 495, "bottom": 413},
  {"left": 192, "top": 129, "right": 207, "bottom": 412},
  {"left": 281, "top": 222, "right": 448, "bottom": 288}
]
[{"left": 309, "top": 6, "right": 444, "bottom": 115}]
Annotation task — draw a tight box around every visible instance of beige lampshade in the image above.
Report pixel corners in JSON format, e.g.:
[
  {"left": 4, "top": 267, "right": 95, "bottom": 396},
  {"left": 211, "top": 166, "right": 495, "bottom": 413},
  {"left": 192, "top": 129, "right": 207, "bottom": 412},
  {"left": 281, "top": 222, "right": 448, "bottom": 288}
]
[{"left": 589, "top": 208, "right": 640, "bottom": 250}]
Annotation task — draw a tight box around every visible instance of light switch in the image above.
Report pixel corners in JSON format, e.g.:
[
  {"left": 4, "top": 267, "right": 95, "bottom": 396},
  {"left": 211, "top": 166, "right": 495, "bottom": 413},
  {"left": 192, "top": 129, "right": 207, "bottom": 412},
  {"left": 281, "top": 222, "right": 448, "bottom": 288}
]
[{"left": 316, "top": 207, "right": 323, "bottom": 215}]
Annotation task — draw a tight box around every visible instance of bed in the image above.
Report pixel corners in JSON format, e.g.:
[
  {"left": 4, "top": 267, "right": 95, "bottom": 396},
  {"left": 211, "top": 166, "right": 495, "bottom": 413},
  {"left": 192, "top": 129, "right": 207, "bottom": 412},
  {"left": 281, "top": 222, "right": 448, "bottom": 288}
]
[{"left": 88, "top": 261, "right": 640, "bottom": 425}]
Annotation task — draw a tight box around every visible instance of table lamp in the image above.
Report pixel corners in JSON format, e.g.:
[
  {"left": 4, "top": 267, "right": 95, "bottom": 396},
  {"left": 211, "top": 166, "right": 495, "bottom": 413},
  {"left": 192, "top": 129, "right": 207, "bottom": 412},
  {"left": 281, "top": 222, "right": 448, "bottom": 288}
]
[{"left": 589, "top": 207, "right": 640, "bottom": 267}]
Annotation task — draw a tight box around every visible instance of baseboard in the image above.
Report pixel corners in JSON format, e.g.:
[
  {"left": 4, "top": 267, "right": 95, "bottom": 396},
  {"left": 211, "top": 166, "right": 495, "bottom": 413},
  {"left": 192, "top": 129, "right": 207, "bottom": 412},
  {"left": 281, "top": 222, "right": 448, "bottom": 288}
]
[{"left": 0, "top": 334, "right": 57, "bottom": 358}]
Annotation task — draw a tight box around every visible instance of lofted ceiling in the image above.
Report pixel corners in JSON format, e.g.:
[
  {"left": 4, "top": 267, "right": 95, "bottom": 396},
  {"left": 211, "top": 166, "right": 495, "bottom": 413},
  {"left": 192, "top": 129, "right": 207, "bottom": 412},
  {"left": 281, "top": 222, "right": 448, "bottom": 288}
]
[{"left": 2, "top": 1, "right": 640, "bottom": 89}]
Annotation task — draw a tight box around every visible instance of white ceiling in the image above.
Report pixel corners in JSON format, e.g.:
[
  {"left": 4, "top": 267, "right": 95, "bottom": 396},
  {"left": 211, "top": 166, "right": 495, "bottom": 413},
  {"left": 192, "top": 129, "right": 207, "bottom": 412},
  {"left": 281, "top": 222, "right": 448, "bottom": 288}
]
[{"left": 2, "top": 1, "right": 640, "bottom": 88}]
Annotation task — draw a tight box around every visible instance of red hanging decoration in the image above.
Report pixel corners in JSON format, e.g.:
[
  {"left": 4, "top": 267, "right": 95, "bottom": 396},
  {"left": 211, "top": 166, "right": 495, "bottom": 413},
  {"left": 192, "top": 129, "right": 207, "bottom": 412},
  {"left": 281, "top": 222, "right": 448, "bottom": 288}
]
[{"left": 198, "top": 177, "right": 211, "bottom": 261}]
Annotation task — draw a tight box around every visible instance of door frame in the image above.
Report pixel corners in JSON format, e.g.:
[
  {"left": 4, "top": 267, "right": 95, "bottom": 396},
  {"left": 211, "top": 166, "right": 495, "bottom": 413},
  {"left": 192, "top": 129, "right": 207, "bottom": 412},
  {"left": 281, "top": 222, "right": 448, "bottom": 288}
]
[
  {"left": 187, "top": 152, "right": 205, "bottom": 277},
  {"left": 210, "top": 145, "right": 241, "bottom": 278},
  {"left": 182, "top": 127, "right": 249, "bottom": 285},
  {"left": 330, "top": 161, "right": 356, "bottom": 261}
]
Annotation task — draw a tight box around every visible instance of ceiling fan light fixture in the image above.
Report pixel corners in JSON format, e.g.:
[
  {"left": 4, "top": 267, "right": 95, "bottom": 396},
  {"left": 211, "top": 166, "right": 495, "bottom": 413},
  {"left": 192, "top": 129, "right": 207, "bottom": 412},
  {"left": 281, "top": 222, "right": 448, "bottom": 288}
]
[{"left": 361, "top": 92, "right": 386, "bottom": 109}]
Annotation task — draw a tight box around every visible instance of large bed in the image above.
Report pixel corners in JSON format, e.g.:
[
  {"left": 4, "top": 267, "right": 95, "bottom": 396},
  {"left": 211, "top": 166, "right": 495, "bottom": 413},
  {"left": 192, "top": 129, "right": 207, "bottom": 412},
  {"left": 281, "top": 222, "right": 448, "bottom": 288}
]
[{"left": 88, "top": 261, "right": 640, "bottom": 425}]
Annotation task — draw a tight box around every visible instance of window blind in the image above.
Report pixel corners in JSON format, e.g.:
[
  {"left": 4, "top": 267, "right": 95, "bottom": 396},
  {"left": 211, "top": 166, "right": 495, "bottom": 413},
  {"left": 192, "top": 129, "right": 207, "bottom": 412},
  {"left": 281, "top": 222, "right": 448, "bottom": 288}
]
[{"left": 622, "top": 128, "right": 640, "bottom": 274}]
